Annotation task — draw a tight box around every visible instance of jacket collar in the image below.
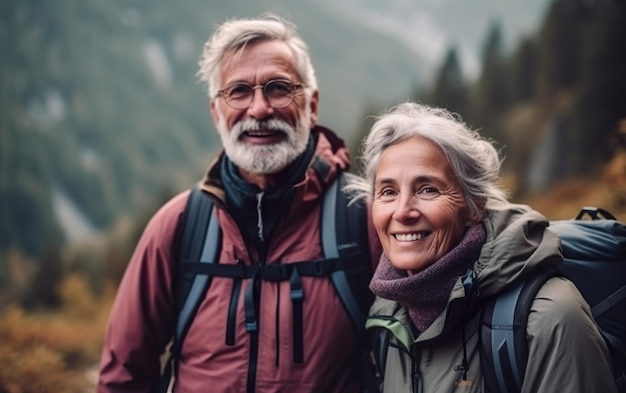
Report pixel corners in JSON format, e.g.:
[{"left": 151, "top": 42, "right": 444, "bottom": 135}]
[{"left": 200, "top": 124, "right": 351, "bottom": 205}]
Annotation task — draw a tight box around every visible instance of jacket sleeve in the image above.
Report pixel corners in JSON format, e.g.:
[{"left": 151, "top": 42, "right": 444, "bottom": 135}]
[
  {"left": 97, "top": 191, "right": 190, "bottom": 393},
  {"left": 522, "top": 276, "right": 618, "bottom": 393}
]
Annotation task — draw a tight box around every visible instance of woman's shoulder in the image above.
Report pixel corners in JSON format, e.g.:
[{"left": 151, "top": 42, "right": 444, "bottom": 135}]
[
  {"left": 527, "top": 276, "right": 600, "bottom": 342},
  {"left": 522, "top": 277, "right": 617, "bottom": 392}
]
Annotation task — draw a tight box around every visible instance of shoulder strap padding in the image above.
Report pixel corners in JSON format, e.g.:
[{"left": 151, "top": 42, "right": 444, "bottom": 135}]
[
  {"left": 162, "top": 173, "right": 374, "bottom": 391},
  {"left": 174, "top": 184, "right": 221, "bottom": 347},
  {"left": 480, "top": 269, "right": 556, "bottom": 393},
  {"left": 482, "top": 206, "right": 626, "bottom": 393},
  {"left": 159, "top": 183, "right": 220, "bottom": 393},
  {"left": 322, "top": 171, "right": 373, "bottom": 336}
]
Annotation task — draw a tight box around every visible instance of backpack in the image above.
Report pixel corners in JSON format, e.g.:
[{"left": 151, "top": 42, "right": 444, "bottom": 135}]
[
  {"left": 480, "top": 206, "right": 626, "bottom": 393},
  {"left": 158, "top": 171, "right": 378, "bottom": 392}
]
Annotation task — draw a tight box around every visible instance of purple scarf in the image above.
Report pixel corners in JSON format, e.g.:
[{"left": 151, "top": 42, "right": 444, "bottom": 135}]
[{"left": 369, "top": 224, "right": 486, "bottom": 334}]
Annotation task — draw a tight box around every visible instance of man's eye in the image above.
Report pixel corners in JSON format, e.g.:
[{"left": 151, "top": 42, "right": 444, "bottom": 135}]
[
  {"left": 265, "top": 81, "right": 291, "bottom": 96},
  {"left": 226, "top": 84, "right": 252, "bottom": 98}
]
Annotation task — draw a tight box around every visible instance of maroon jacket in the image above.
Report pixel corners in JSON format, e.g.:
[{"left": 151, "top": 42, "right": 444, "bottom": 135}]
[{"left": 98, "top": 126, "right": 381, "bottom": 393}]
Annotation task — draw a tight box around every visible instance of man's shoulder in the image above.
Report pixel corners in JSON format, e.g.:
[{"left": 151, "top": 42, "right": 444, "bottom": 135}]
[
  {"left": 141, "top": 189, "right": 193, "bottom": 236},
  {"left": 158, "top": 188, "right": 193, "bottom": 216}
]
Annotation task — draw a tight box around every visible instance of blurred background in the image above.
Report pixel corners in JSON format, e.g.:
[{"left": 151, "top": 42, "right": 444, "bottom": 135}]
[{"left": 1, "top": 0, "right": 625, "bottom": 390}]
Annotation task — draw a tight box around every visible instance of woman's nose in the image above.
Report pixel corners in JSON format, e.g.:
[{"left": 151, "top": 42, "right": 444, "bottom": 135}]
[{"left": 392, "top": 194, "right": 420, "bottom": 222}]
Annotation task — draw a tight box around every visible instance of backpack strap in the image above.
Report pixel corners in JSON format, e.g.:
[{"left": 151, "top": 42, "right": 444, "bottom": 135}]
[
  {"left": 480, "top": 269, "right": 556, "bottom": 393},
  {"left": 322, "top": 171, "right": 377, "bottom": 392},
  {"left": 322, "top": 172, "right": 373, "bottom": 335},
  {"left": 365, "top": 316, "right": 414, "bottom": 391},
  {"left": 158, "top": 183, "right": 220, "bottom": 393},
  {"left": 552, "top": 206, "right": 626, "bottom": 391},
  {"left": 159, "top": 172, "right": 374, "bottom": 391},
  {"left": 175, "top": 186, "right": 221, "bottom": 339},
  {"left": 366, "top": 317, "right": 414, "bottom": 361}
]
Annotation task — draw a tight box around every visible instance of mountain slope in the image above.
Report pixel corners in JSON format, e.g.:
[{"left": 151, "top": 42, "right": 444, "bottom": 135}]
[{"left": 0, "top": 0, "right": 428, "bottom": 256}]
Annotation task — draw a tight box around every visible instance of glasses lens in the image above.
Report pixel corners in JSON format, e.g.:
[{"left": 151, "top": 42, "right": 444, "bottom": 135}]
[
  {"left": 220, "top": 80, "right": 298, "bottom": 109},
  {"left": 224, "top": 84, "right": 253, "bottom": 109},
  {"left": 264, "top": 80, "right": 294, "bottom": 108}
]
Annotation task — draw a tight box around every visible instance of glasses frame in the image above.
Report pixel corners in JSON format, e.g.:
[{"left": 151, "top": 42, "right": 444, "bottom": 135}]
[{"left": 215, "top": 79, "right": 303, "bottom": 110}]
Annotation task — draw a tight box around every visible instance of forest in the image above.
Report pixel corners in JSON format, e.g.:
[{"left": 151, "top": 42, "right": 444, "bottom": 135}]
[{"left": 1, "top": 0, "right": 625, "bottom": 391}]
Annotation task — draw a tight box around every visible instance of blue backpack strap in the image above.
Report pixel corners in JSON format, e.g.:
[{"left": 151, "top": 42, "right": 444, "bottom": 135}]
[
  {"left": 322, "top": 171, "right": 373, "bottom": 334},
  {"left": 288, "top": 171, "right": 373, "bottom": 364},
  {"left": 160, "top": 172, "right": 375, "bottom": 390},
  {"left": 480, "top": 269, "right": 555, "bottom": 393},
  {"left": 322, "top": 171, "right": 378, "bottom": 392},
  {"left": 482, "top": 206, "right": 626, "bottom": 393},
  {"left": 159, "top": 183, "right": 221, "bottom": 392}
]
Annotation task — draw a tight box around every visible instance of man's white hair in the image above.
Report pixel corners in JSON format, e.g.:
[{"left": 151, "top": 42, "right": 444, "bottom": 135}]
[{"left": 198, "top": 13, "right": 318, "bottom": 101}]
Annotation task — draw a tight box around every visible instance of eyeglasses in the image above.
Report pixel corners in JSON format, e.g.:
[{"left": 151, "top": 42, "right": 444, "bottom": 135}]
[{"left": 216, "top": 79, "right": 303, "bottom": 109}]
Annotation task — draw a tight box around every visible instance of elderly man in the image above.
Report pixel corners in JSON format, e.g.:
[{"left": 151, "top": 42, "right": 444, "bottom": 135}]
[{"left": 98, "top": 13, "right": 381, "bottom": 393}]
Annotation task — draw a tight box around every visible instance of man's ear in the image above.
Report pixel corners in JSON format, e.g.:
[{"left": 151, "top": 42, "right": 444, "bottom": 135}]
[
  {"left": 309, "top": 90, "right": 319, "bottom": 125},
  {"left": 210, "top": 100, "right": 220, "bottom": 127}
]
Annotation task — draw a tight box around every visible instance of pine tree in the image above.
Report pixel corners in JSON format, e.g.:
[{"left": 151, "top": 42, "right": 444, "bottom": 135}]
[
  {"left": 429, "top": 46, "right": 468, "bottom": 117},
  {"left": 536, "top": 0, "right": 588, "bottom": 99},
  {"left": 472, "top": 20, "right": 509, "bottom": 140},
  {"left": 571, "top": 0, "right": 626, "bottom": 174},
  {"left": 509, "top": 37, "right": 538, "bottom": 104}
]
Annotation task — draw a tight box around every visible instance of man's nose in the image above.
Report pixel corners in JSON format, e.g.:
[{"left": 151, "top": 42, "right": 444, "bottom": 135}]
[{"left": 247, "top": 87, "right": 274, "bottom": 119}]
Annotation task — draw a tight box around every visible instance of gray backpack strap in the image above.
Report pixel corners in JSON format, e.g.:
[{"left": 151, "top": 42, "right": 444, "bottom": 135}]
[
  {"left": 480, "top": 269, "right": 555, "bottom": 393},
  {"left": 322, "top": 172, "right": 378, "bottom": 393},
  {"left": 160, "top": 172, "right": 375, "bottom": 391},
  {"left": 176, "top": 206, "right": 220, "bottom": 339},
  {"left": 322, "top": 172, "right": 372, "bottom": 335},
  {"left": 159, "top": 185, "right": 220, "bottom": 392}
]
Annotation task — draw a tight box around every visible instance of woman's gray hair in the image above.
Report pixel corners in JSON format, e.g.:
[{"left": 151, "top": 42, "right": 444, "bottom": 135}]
[
  {"left": 197, "top": 13, "right": 318, "bottom": 101},
  {"left": 348, "top": 102, "right": 508, "bottom": 217}
]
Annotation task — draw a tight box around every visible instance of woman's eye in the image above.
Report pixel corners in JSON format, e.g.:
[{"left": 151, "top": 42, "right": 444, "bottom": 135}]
[
  {"left": 418, "top": 186, "right": 439, "bottom": 198},
  {"left": 378, "top": 188, "right": 396, "bottom": 198}
]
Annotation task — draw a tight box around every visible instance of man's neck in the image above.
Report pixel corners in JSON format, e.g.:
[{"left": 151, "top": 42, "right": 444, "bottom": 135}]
[{"left": 237, "top": 167, "right": 290, "bottom": 190}]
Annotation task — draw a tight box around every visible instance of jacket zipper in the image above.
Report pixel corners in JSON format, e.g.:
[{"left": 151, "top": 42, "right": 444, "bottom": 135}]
[
  {"left": 246, "top": 193, "right": 264, "bottom": 392},
  {"left": 256, "top": 192, "right": 264, "bottom": 242},
  {"left": 411, "top": 347, "right": 422, "bottom": 393},
  {"left": 246, "top": 189, "right": 294, "bottom": 392}
]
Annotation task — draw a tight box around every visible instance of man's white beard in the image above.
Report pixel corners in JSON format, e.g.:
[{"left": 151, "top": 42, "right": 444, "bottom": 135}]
[{"left": 216, "top": 107, "right": 312, "bottom": 174}]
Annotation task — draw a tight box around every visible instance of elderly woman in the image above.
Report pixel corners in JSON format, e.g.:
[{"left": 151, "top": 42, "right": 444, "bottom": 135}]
[{"left": 348, "top": 102, "right": 616, "bottom": 392}]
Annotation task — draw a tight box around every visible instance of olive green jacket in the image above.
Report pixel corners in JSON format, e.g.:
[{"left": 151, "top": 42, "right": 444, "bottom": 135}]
[{"left": 367, "top": 202, "right": 617, "bottom": 393}]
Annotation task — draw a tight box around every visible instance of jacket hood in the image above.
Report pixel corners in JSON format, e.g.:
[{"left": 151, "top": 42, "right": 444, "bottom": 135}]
[
  {"left": 429, "top": 201, "right": 563, "bottom": 341},
  {"left": 370, "top": 201, "right": 563, "bottom": 343},
  {"left": 472, "top": 201, "right": 562, "bottom": 298}
]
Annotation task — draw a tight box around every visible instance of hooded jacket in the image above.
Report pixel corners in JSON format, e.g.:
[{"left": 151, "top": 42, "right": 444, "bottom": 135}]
[
  {"left": 367, "top": 202, "right": 617, "bottom": 393},
  {"left": 98, "top": 126, "right": 382, "bottom": 393}
]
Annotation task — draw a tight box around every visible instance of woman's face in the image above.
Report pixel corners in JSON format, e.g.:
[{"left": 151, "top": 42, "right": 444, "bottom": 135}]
[{"left": 371, "top": 136, "right": 481, "bottom": 274}]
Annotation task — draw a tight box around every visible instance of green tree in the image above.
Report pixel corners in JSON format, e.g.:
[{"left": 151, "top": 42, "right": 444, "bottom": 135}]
[
  {"left": 471, "top": 20, "right": 509, "bottom": 140},
  {"left": 571, "top": 0, "right": 626, "bottom": 174},
  {"left": 536, "top": 0, "right": 588, "bottom": 99},
  {"left": 428, "top": 46, "right": 469, "bottom": 117},
  {"left": 509, "top": 37, "right": 538, "bottom": 104}
]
